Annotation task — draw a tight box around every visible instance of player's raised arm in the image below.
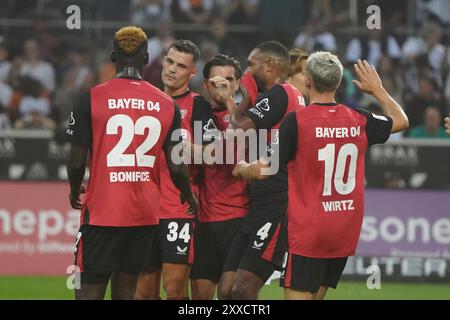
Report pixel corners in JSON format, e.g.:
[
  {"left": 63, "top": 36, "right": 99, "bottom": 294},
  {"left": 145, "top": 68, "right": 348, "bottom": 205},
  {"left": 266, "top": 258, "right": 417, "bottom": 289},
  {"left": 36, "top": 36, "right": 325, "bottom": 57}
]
[
  {"left": 353, "top": 59, "right": 409, "bottom": 133},
  {"left": 163, "top": 104, "right": 198, "bottom": 215}
]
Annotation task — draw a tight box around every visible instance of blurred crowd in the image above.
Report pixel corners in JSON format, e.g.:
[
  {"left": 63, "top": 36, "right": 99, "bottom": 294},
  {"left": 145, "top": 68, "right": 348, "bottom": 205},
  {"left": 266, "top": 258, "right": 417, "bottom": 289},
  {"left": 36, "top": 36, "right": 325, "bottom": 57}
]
[{"left": 0, "top": 0, "right": 449, "bottom": 139}]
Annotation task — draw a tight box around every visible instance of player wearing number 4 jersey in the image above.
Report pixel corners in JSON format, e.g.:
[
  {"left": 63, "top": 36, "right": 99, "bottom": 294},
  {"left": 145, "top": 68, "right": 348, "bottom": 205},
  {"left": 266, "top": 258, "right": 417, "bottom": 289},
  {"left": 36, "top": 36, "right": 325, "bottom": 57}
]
[
  {"left": 234, "top": 53, "right": 409, "bottom": 300},
  {"left": 210, "top": 41, "right": 306, "bottom": 300},
  {"left": 136, "top": 40, "right": 201, "bottom": 301},
  {"left": 66, "top": 27, "right": 197, "bottom": 300}
]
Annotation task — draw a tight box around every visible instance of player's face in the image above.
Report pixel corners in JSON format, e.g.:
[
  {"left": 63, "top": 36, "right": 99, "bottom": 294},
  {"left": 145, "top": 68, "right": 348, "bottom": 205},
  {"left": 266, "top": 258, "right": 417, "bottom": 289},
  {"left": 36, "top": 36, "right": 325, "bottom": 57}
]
[
  {"left": 246, "top": 49, "right": 267, "bottom": 92},
  {"left": 288, "top": 59, "right": 309, "bottom": 97},
  {"left": 162, "top": 48, "right": 197, "bottom": 91},
  {"left": 205, "top": 65, "right": 239, "bottom": 107}
]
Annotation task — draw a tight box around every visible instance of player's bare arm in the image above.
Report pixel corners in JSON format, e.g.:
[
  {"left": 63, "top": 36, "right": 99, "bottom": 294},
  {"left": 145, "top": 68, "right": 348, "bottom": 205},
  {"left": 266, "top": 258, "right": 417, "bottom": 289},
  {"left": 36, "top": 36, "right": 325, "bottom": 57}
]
[
  {"left": 445, "top": 116, "right": 450, "bottom": 135},
  {"left": 353, "top": 59, "right": 409, "bottom": 133},
  {"left": 67, "top": 146, "right": 88, "bottom": 209},
  {"left": 232, "top": 159, "right": 270, "bottom": 181}
]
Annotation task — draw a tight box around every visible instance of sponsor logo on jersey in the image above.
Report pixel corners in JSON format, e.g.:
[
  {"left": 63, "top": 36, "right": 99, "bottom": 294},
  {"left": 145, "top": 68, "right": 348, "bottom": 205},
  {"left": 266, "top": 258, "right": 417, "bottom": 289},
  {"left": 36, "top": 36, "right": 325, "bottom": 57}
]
[
  {"left": 68, "top": 112, "right": 76, "bottom": 126},
  {"left": 177, "top": 246, "right": 188, "bottom": 255}
]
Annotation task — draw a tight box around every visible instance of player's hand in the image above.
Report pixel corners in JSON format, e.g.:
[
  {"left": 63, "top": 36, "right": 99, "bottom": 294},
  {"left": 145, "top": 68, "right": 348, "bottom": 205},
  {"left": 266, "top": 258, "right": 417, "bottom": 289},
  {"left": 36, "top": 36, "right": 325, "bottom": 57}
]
[
  {"left": 445, "top": 116, "right": 450, "bottom": 135},
  {"left": 209, "top": 76, "right": 232, "bottom": 104},
  {"left": 181, "top": 193, "right": 199, "bottom": 215},
  {"left": 69, "top": 185, "right": 85, "bottom": 209},
  {"left": 352, "top": 59, "right": 383, "bottom": 96},
  {"left": 233, "top": 160, "right": 251, "bottom": 180}
]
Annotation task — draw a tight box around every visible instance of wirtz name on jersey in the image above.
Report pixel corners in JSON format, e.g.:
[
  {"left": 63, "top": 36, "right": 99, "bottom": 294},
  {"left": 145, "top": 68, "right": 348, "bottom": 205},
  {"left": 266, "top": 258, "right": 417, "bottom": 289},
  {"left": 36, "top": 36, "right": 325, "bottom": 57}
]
[{"left": 322, "top": 199, "right": 355, "bottom": 212}]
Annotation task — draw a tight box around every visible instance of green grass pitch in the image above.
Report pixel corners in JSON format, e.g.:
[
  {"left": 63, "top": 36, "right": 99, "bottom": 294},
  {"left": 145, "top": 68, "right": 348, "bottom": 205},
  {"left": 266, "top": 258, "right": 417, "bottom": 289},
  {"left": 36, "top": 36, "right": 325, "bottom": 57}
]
[{"left": 0, "top": 276, "right": 449, "bottom": 300}]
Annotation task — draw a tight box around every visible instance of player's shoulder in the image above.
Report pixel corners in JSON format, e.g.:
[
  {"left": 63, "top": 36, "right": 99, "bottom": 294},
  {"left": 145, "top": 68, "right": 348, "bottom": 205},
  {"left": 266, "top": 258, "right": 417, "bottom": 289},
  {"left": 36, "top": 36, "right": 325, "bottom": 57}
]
[{"left": 140, "top": 81, "right": 174, "bottom": 103}]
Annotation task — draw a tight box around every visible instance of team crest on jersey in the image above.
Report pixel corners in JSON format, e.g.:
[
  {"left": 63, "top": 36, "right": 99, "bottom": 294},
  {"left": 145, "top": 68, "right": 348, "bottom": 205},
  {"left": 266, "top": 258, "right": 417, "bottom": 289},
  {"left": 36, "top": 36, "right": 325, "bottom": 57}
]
[
  {"left": 180, "top": 109, "right": 188, "bottom": 119},
  {"left": 298, "top": 95, "right": 305, "bottom": 106}
]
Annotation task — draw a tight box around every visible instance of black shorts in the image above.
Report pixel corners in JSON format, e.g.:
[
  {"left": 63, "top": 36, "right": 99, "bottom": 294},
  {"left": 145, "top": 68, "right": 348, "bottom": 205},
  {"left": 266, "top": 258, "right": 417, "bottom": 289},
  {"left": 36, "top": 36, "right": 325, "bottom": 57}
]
[
  {"left": 144, "top": 218, "right": 195, "bottom": 270},
  {"left": 223, "top": 214, "right": 285, "bottom": 283},
  {"left": 74, "top": 224, "right": 158, "bottom": 284},
  {"left": 190, "top": 218, "right": 244, "bottom": 283},
  {"left": 280, "top": 253, "right": 348, "bottom": 293}
]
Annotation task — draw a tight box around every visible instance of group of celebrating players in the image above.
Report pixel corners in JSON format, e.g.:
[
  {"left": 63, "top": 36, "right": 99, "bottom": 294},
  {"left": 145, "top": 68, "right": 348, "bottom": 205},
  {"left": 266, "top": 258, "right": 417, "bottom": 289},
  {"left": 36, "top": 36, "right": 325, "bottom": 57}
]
[{"left": 66, "top": 25, "right": 410, "bottom": 300}]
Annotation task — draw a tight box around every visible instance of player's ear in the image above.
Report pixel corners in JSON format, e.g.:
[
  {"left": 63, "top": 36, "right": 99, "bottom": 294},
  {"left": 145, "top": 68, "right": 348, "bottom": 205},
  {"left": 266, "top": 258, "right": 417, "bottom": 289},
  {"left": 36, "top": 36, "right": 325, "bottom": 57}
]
[
  {"left": 203, "top": 79, "right": 209, "bottom": 91},
  {"left": 110, "top": 51, "right": 116, "bottom": 63},
  {"left": 189, "top": 67, "right": 198, "bottom": 80},
  {"left": 305, "top": 75, "right": 312, "bottom": 89},
  {"left": 265, "top": 58, "right": 273, "bottom": 73},
  {"left": 233, "top": 79, "right": 240, "bottom": 92}
]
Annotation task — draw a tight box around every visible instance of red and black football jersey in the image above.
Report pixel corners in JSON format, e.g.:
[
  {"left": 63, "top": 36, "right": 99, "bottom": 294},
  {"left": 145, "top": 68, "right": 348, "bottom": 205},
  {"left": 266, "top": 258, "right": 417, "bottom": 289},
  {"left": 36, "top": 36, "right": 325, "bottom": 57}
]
[{"left": 67, "top": 78, "right": 179, "bottom": 227}]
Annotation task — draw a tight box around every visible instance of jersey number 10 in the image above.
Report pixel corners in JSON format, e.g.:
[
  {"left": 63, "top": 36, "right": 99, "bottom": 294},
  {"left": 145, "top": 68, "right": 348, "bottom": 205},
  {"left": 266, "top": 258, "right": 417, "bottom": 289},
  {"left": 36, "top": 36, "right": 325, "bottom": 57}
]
[
  {"left": 318, "top": 143, "right": 358, "bottom": 196},
  {"left": 106, "top": 114, "right": 161, "bottom": 168}
]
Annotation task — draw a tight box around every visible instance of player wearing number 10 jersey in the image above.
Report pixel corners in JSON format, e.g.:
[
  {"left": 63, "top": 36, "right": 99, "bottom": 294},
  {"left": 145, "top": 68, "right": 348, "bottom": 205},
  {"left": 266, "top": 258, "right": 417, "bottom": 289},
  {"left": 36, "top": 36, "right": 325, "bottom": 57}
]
[
  {"left": 66, "top": 27, "right": 197, "bottom": 300},
  {"left": 233, "top": 53, "right": 409, "bottom": 300}
]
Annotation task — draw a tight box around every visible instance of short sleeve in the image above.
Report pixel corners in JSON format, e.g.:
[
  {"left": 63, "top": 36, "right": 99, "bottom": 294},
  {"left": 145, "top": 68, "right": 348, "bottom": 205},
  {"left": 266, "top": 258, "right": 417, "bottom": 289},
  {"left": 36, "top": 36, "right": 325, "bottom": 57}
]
[
  {"left": 356, "top": 108, "right": 393, "bottom": 146},
  {"left": 278, "top": 112, "right": 298, "bottom": 168},
  {"left": 164, "top": 102, "right": 182, "bottom": 147},
  {"left": 245, "top": 85, "right": 288, "bottom": 129},
  {"left": 66, "top": 91, "right": 92, "bottom": 149}
]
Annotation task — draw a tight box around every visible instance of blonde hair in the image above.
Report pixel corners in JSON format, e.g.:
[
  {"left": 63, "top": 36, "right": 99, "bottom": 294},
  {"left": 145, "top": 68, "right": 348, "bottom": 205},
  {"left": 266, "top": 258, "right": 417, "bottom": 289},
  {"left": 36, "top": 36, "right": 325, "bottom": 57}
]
[
  {"left": 288, "top": 48, "right": 309, "bottom": 78},
  {"left": 306, "top": 51, "right": 343, "bottom": 93},
  {"left": 114, "top": 26, "right": 148, "bottom": 54}
]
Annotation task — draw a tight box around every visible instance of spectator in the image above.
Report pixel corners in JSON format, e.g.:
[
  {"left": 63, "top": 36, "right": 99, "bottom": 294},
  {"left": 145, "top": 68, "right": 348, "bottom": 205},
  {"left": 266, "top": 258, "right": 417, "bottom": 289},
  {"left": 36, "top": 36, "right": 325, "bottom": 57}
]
[
  {"left": 444, "top": 71, "right": 450, "bottom": 106},
  {"left": 402, "top": 21, "right": 448, "bottom": 72},
  {"left": 415, "top": 0, "right": 450, "bottom": 27},
  {"left": 316, "top": 0, "right": 351, "bottom": 27},
  {"left": 345, "top": 30, "right": 402, "bottom": 67},
  {"left": 409, "top": 105, "right": 450, "bottom": 138},
  {"left": 0, "top": 44, "right": 11, "bottom": 83},
  {"left": 130, "top": 0, "right": 172, "bottom": 25},
  {"left": 14, "top": 77, "right": 55, "bottom": 130},
  {"left": 189, "top": 39, "right": 219, "bottom": 95},
  {"left": 19, "top": 39, "right": 56, "bottom": 93},
  {"left": 208, "top": 16, "right": 244, "bottom": 60},
  {"left": 175, "top": 0, "right": 214, "bottom": 24},
  {"left": 0, "top": 80, "right": 12, "bottom": 129},
  {"left": 215, "top": 0, "right": 260, "bottom": 25},
  {"left": 404, "top": 76, "right": 447, "bottom": 129},
  {"left": 293, "top": 18, "right": 337, "bottom": 53}
]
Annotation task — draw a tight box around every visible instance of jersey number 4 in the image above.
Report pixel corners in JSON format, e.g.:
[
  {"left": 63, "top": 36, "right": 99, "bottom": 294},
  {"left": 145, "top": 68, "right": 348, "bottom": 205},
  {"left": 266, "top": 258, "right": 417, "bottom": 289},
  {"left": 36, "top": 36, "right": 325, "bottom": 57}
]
[
  {"left": 106, "top": 115, "right": 161, "bottom": 168},
  {"left": 318, "top": 143, "right": 358, "bottom": 196}
]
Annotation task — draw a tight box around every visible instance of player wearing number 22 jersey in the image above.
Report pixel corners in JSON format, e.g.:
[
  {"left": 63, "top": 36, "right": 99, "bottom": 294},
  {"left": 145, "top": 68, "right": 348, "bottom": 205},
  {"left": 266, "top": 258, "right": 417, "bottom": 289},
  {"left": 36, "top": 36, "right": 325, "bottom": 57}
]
[{"left": 66, "top": 26, "right": 196, "bottom": 300}]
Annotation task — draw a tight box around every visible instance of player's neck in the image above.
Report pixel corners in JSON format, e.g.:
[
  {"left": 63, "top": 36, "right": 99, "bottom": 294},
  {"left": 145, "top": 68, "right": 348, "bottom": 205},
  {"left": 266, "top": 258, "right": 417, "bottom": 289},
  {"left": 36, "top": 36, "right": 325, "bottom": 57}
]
[
  {"left": 116, "top": 66, "right": 143, "bottom": 80},
  {"left": 309, "top": 92, "right": 337, "bottom": 105},
  {"left": 165, "top": 85, "right": 189, "bottom": 98}
]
